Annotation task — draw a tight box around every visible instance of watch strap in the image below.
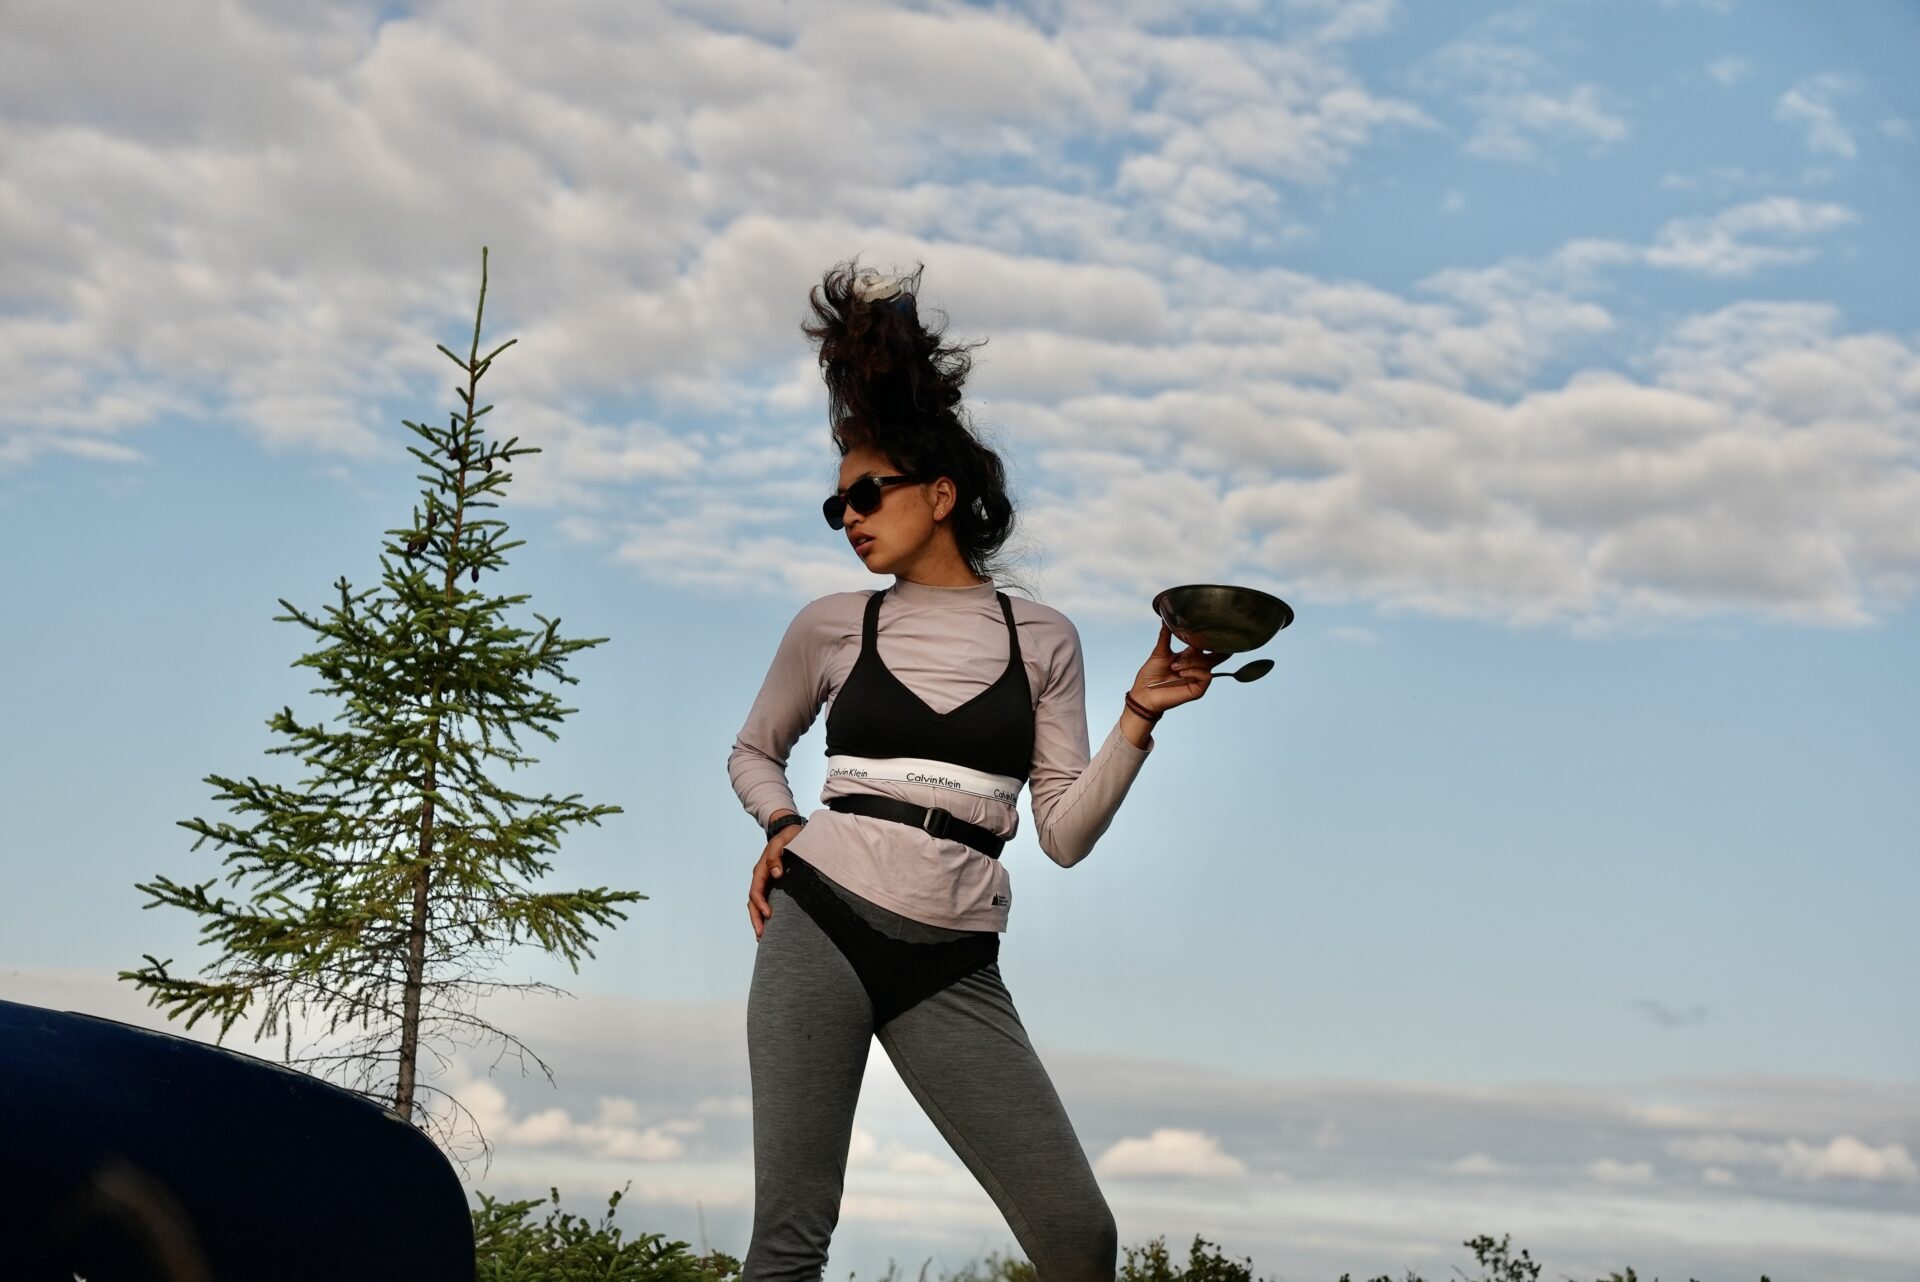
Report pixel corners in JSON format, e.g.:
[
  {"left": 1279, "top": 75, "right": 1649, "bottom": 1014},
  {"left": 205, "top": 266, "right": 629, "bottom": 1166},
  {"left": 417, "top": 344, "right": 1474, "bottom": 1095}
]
[{"left": 765, "top": 812, "right": 807, "bottom": 840}]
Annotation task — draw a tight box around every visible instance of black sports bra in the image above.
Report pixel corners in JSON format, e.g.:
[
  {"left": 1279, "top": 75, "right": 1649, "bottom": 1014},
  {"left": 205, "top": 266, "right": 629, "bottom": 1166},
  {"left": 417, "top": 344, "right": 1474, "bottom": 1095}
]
[{"left": 822, "top": 587, "right": 1035, "bottom": 783}]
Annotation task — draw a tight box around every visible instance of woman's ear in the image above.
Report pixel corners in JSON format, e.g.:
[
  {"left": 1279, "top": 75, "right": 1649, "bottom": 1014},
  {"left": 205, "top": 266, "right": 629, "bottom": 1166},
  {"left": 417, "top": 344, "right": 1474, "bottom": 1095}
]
[{"left": 930, "top": 475, "right": 958, "bottom": 521}]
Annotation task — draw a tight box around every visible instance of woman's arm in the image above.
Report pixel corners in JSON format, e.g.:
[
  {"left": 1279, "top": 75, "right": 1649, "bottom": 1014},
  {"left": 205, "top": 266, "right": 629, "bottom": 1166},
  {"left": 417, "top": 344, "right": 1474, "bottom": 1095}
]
[
  {"left": 1025, "top": 616, "right": 1145, "bottom": 867},
  {"left": 727, "top": 598, "right": 840, "bottom": 829},
  {"left": 1027, "top": 620, "right": 1222, "bottom": 867}
]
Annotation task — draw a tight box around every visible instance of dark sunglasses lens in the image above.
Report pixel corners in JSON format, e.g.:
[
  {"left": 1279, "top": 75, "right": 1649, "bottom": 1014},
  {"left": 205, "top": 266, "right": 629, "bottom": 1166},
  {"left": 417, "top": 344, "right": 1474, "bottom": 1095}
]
[
  {"left": 824, "top": 477, "right": 890, "bottom": 530},
  {"left": 845, "top": 476, "right": 885, "bottom": 514}
]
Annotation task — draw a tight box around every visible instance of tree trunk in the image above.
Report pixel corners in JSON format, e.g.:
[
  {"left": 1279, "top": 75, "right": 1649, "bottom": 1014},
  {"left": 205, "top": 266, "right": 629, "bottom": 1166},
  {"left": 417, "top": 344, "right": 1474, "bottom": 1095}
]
[
  {"left": 394, "top": 839, "right": 432, "bottom": 1120},
  {"left": 398, "top": 334, "right": 478, "bottom": 1123}
]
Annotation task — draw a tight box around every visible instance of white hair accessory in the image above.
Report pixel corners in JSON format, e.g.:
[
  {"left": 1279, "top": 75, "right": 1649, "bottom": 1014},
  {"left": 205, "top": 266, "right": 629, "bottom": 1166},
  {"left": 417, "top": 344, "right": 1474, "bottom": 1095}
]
[{"left": 852, "top": 270, "right": 911, "bottom": 304}]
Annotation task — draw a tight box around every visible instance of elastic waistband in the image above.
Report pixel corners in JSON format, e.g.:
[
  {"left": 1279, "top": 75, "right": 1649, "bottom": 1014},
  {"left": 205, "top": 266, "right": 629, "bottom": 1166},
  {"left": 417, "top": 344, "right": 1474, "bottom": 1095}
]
[
  {"left": 826, "top": 794, "right": 1006, "bottom": 859},
  {"left": 825, "top": 754, "right": 1022, "bottom": 807}
]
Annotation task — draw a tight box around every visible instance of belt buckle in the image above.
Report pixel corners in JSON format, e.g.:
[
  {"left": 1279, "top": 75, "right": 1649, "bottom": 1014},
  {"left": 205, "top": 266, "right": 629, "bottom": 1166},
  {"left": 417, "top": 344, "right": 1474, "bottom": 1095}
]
[{"left": 920, "top": 807, "right": 954, "bottom": 840}]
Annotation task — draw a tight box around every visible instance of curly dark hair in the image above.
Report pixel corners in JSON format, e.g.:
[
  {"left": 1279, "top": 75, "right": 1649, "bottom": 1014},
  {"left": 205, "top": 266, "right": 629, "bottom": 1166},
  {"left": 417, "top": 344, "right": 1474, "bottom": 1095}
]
[{"left": 804, "top": 260, "right": 1017, "bottom": 582}]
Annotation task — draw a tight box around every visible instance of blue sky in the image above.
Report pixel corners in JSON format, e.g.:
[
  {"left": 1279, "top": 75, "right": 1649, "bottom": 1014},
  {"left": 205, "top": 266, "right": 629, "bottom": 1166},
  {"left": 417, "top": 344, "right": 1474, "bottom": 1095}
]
[{"left": 3, "top": 1, "right": 1917, "bottom": 1278}]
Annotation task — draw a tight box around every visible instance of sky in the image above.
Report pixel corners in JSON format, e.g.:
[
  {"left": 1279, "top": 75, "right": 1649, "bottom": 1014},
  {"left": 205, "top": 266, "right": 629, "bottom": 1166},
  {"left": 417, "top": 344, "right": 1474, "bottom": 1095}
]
[{"left": 2, "top": 0, "right": 1917, "bottom": 1278}]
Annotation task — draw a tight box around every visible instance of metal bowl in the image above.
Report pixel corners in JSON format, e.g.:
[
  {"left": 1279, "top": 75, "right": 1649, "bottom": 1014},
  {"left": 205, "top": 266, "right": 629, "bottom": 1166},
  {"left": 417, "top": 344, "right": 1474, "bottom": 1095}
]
[{"left": 1151, "top": 584, "right": 1293, "bottom": 654}]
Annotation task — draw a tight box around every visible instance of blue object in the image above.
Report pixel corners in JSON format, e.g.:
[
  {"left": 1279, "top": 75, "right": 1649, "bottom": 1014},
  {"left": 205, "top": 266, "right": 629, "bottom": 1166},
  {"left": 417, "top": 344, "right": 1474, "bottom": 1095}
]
[{"left": 0, "top": 998, "right": 473, "bottom": 1281}]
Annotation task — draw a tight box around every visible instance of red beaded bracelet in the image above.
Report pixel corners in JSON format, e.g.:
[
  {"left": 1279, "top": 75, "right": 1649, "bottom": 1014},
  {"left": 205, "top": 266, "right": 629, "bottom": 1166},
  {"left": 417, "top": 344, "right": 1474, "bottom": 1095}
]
[{"left": 1123, "top": 692, "right": 1162, "bottom": 723}]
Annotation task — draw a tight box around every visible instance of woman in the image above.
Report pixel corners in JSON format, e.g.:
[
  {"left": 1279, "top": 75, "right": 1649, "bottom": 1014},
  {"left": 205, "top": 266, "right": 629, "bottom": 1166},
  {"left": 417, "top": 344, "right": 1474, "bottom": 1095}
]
[{"left": 727, "top": 262, "right": 1222, "bottom": 1282}]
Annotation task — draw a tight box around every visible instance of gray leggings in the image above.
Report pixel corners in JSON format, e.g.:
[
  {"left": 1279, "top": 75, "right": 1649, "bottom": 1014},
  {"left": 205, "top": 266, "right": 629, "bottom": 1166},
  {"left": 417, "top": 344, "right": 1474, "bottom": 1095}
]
[{"left": 744, "top": 871, "right": 1117, "bottom": 1282}]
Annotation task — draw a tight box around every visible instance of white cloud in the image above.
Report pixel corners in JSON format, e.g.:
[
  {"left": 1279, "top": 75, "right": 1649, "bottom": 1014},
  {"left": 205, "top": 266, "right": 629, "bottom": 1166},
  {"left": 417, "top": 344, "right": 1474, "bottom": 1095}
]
[
  {"left": 464, "top": 1076, "right": 690, "bottom": 1161},
  {"left": 1668, "top": 1133, "right": 1919, "bottom": 1184},
  {"left": 1288, "top": 0, "right": 1401, "bottom": 46},
  {"left": 1022, "top": 290, "right": 1920, "bottom": 628},
  {"left": 1416, "top": 41, "right": 1627, "bottom": 163},
  {"left": 5, "top": 0, "right": 1916, "bottom": 637},
  {"left": 1881, "top": 117, "right": 1916, "bottom": 143},
  {"left": 848, "top": 1125, "right": 958, "bottom": 1178},
  {"left": 1083, "top": 24, "right": 1433, "bottom": 242},
  {"left": 1644, "top": 197, "right": 1856, "bottom": 277},
  {"left": 0, "top": 0, "right": 1434, "bottom": 464},
  {"left": 1780, "top": 1136, "right": 1918, "bottom": 1183},
  {"left": 1775, "top": 74, "right": 1856, "bottom": 158},
  {"left": 1450, "top": 1152, "right": 1506, "bottom": 1176},
  {"left": 793, "top": 6, "right": 1101, "bottom": 129},
  {"left": 660, "top": 230, "right": 1911, "bottom": 629},
  {"left": 1096, "top": 1128, "right": 1249, "bottom": 1178},
  {"left": 1465, "top": 85, "right": 1628, "bottom": 161},
  {"left": 1657, "top": 165, "right": 1758, "bottom": 196},
  {"left": 1588, "top": 1158, "right": 1656, "bottom": 1184},
  {"left": 1705, "top": 57, "right": 1749, "bottom": 86},
  {"left": 497, "top": 406, "right": 706, "bottom": 509}
]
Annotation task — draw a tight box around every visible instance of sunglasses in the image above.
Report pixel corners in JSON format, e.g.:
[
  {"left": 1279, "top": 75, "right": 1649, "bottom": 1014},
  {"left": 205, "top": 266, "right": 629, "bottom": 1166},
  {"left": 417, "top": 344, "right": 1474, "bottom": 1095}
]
[{"left": 823, "top": 474, "right": 924, "bottom": 530}]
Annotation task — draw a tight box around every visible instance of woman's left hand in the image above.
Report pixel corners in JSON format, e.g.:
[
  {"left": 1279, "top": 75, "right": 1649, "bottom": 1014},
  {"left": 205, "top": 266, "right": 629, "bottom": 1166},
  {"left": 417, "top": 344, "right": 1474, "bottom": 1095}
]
[{"left": 1129, "top": 624, "right": 1228, "bottom": 715}]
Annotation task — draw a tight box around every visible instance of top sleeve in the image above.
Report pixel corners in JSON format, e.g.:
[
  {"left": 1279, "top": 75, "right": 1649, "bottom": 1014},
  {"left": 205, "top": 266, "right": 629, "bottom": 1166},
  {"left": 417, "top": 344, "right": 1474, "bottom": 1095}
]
[
  {"left": 1025, "top": 612, "right": 1153, "bottom": 867},
  {"left": 727, "top": 597, "right": 842, "bottom": 830}
]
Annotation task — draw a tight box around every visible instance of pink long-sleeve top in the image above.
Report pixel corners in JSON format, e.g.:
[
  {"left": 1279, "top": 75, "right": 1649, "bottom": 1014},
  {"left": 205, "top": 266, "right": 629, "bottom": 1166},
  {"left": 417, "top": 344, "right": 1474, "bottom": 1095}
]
[{"left": 727, "top": 577, "right": 1153, "bottom": 932}]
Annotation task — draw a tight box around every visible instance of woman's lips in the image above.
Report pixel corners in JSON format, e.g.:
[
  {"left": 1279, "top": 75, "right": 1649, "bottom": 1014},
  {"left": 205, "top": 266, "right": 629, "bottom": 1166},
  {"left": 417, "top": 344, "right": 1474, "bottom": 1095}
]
[{"left": 853, "top": 535, "right": 875, "bottom": 557}]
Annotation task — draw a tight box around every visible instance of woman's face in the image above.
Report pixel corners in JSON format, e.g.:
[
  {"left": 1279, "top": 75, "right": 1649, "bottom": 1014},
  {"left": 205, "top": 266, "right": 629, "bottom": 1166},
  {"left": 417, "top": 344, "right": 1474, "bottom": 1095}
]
[{"left": 836, "top": 444, "right": 944, "bottom": 577}]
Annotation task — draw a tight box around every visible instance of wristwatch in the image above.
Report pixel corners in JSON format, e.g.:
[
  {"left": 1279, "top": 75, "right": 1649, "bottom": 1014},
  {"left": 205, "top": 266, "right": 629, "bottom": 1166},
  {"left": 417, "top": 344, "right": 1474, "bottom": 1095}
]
[{"left": 765, "top": 813, "right": 806, "bottom": 840}]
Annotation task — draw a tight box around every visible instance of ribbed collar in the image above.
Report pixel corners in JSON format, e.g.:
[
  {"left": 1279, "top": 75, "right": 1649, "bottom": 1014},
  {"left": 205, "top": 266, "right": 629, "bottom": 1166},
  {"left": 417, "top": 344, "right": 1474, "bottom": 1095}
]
[{"left": 887, "top": 576, "right": 998, "bottom": 607}]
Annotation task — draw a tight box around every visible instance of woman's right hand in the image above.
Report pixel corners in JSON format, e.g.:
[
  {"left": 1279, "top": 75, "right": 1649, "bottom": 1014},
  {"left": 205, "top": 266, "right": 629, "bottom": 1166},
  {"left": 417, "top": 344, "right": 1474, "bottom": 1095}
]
[{"left": 749, "top": 813, "right": 806, "bottom": 940}]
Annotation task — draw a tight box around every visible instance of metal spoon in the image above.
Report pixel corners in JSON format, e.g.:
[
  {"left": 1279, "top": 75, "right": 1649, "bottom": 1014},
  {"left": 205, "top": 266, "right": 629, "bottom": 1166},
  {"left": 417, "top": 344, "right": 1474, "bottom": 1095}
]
[{"left": 1145, "top": 657, "right": 1275, "bottom": 688}]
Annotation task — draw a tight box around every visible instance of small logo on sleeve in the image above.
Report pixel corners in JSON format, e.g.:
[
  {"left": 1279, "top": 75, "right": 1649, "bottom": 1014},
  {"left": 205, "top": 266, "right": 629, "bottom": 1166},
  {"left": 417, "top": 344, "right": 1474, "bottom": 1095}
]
[{"left": 991, "top": 894, "right": 1009, "bottom": 907}]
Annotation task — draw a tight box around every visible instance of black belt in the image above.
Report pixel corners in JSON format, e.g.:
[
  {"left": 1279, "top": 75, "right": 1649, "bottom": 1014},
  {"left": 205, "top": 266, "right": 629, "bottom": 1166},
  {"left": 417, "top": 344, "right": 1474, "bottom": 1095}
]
[{"left": 827, "top": 794, "right": 1006, "bottom": 859}]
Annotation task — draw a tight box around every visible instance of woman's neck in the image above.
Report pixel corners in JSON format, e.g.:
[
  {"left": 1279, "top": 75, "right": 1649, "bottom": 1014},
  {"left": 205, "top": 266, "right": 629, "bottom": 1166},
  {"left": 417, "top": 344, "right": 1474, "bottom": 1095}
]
[
  {"left": 898, "top": 568, "right": 989, "bottom": 588},
  {"left": 890, "top": 536, "right": 987, "bottom": 587}
]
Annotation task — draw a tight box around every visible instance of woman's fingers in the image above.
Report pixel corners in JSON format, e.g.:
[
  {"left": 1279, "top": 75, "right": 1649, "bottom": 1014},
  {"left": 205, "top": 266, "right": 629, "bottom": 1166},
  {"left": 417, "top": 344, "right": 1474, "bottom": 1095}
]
[
  {"left": 1170, "top": 645, "right": 1222, "bottom": 675},
  {"left": 1153, "top": 645, "right": 1227, "bottom": 702},
  {"left": 749, "top": 858, "right": 772, "bottom": 934},
  {"left": 746, "top": 824, "right": 803, "bottom": 938}
]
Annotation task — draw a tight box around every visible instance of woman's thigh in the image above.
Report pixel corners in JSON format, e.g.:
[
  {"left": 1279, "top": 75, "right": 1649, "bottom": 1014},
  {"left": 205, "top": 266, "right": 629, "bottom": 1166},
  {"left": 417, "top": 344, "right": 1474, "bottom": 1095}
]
[
  {"left": 875, "top": 964, "right": 1116, "bottom": 1281},
  {"left": 746, "top": 886, "right": 875, "bottom": 1183}
]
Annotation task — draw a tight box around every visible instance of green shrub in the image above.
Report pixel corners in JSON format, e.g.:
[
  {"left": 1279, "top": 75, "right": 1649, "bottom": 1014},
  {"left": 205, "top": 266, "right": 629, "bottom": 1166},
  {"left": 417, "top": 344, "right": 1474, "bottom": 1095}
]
[
  {"left": 1121, "top": 1235, "right": 1261, "bottom": 1282},
  {"left": 849, "top": 1248, "right": 1034, "bottom": 1282},
  {"left": 470, "top": 1190, "right": 1774, "bottom": 1282},
  {"left": 472, "top": 1187, "right": 739, "bottom": 1282}
]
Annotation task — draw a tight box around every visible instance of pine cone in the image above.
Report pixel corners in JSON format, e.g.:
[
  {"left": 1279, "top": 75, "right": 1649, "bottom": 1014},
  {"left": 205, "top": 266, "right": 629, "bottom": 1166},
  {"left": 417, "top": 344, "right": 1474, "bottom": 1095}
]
[{"left": 471, "top": 566, "right": 480, "bottom": 584}]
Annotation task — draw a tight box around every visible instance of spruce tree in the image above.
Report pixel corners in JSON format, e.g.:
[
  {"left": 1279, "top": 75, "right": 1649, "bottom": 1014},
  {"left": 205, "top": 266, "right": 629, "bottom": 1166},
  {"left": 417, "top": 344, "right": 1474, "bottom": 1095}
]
[{"left": 122, "top": 248, "right": 640, "bottom": 1157}]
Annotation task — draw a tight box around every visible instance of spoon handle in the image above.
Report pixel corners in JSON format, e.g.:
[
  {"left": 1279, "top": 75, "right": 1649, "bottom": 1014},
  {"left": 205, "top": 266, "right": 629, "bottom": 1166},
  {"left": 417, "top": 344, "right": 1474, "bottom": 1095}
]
[
  {"left": 1146, "top": 671, "right": 1214, "bottom": 688},
  {"left": 1146, "top": 658, "right": 1272, "bottom": 688}
]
